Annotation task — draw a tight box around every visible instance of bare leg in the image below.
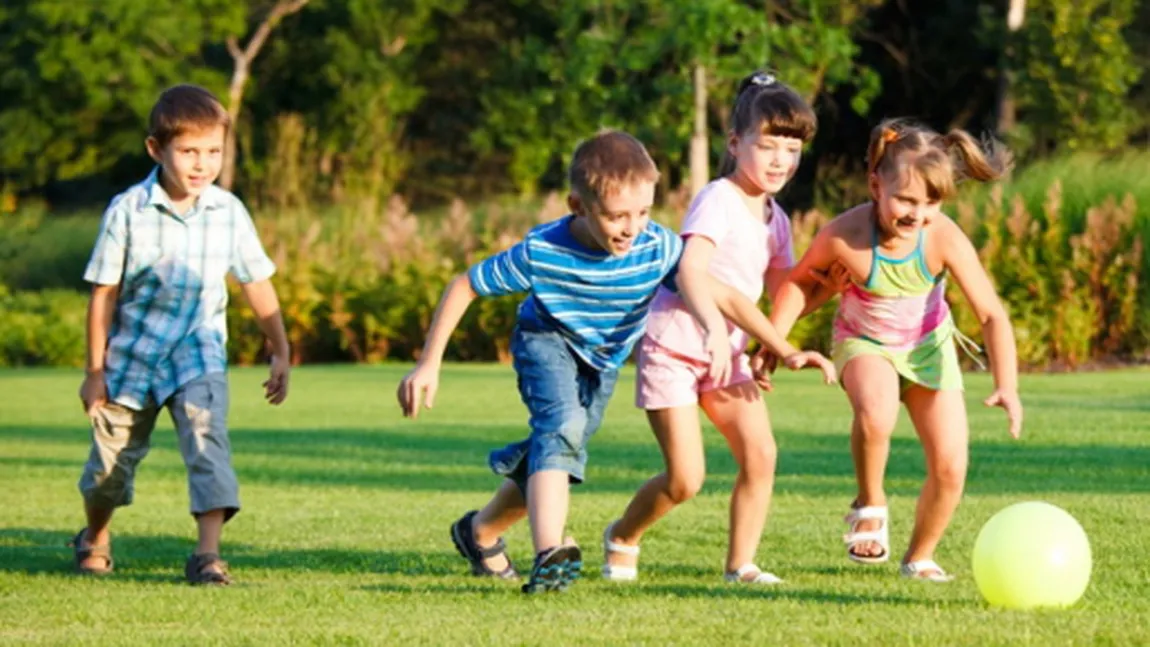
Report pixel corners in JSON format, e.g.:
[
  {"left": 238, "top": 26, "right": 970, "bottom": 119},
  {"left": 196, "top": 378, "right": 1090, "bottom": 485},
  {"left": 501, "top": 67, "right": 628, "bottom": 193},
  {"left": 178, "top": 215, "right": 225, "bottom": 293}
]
[
  {"left": 194, "top": 509, "right": 227, "bottom": 575},
  {"left": 606, "top": 405, "right": 705, "bottom": 571},
  {"left": 526, "top": 469, "right": 571, "bottom": 553},
  {"left": 78, "top": 503, "right": 115, "bottom": 570},
  {"left": 471, "top": 479, "right": 528, "bottom": 572},
  {"left": 842, "top": 355, "right": 901, "bottom": 559},
  {"left": 700, "top": 382, "right": 776, "bottom": 574},
  {"left": 901, "top": 385, "right": 969, "bottom": 575}
]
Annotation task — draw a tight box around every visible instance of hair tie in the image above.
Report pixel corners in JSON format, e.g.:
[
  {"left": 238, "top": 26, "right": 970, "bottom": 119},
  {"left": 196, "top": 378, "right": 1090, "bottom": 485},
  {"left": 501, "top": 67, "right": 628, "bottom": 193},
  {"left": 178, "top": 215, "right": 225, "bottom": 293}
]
[
  {"left": 882, "top": 128, "right": 900, "bottom": 144},
  {"left": 750, "top": 72, "right": 777, "bottom": 88}
]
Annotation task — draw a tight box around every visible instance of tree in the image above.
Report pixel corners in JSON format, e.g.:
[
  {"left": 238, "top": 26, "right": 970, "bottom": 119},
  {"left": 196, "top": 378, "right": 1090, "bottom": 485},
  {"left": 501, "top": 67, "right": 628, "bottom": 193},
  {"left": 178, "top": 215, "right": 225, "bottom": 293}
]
[
  {"left": 221, "top": 0, "right": 310, "bottom": 190},
  {"left": 0, "top": 1, "right": 241, "bottom": 197},
  {"left": 1014, "top": 0, "right": 1141, "bottom": 152},
  {"left": 996, "top": 0, "right": 1027, "bottom": 135},
  {"left": 471, "top": 0, "right": 881, "bottom": 198}
]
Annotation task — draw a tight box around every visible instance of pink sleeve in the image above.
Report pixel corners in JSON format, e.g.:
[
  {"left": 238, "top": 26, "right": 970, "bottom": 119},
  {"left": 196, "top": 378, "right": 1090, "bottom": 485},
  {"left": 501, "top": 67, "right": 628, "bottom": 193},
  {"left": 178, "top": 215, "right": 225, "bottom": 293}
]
[
  {"left": 680, "top": 189, "right": 732, "bottom": 246},
  {"left": 767, "top": 200, "right": 795, "bottom": 269}
]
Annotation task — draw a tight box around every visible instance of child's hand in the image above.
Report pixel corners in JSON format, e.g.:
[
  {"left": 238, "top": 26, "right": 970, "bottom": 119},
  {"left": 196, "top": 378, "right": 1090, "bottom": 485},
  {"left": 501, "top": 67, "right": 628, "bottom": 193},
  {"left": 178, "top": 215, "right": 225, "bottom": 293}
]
[
  {"left": 809, "top": 261, "right": 852, "bottom": 293},
  {"left": 748, "top": 347, "right": 777, "bottom": 392},
  {"left": 703, "top": 327, "right": 732, "bottom": 386},
  {"left": 984, "top": 388, "right": 1023, "bottom": 439},
  {"left": 264, "top": 354, "right": 291, "bottom": 405},
  {"left": 398, "top": 362, "right": 440, "bottom": 419},
  {"left": 79, "top": 371, "right": 107, "bottom": 417},
  {"left": 782, "top": 350, "right": 838, "bottom": 385}
]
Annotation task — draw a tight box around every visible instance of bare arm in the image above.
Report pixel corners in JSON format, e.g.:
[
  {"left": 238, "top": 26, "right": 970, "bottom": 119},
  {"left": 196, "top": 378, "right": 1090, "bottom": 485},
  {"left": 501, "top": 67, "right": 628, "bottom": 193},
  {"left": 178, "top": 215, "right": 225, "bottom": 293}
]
[
  {"left": 85, "top": 284, "right": 118, "bottom": 374},
  {"left": 708, "top": 278, "right": 798, "bottom": 358},
  {"left": 769, "top": 226, "right": 841, "bottom": 338},
  {"left": 397, "top": 273, "right": 478, "bottom": 418},
  {"left": 240, "top": 279, "right": 291, "bottom": 404},
  {"left": 675, "top": 235, "right": 733, "bottom": 383},
  {"left": 416, "top": 273, "right": 478, "bottom": 366},
  {"left": 79, "top": 284, "right": 119, "bottom": 415},
  {"left": 766, "top": 264, "right": 844, "bottom": 320},
  {"left": 240, "top": 279, "right": 290, "bottom": 358},
  {"left": 942, "top": 219, "right": 1022, "bottom": 438}
]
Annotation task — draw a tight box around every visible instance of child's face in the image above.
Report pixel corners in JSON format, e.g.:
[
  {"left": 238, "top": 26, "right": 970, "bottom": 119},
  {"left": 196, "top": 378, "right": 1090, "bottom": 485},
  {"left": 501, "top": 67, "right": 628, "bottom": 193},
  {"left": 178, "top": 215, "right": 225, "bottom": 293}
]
[
  {"left": 568, "top": 180, "right": 656, "bottom": 256},
  {"left": 146, "top": 125, "right": 227, "bottom": 202},
  {"left": 729, "top": 130, "right": 803, "bottom": 195},
  {"left": 870, "top": 167, "right": 942, "bottom": 240}
]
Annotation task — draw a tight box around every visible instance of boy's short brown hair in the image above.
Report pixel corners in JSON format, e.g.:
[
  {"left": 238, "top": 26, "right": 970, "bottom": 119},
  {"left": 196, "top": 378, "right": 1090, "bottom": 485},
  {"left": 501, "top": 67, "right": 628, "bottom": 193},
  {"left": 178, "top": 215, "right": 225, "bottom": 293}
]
[
  {"left": 568, "top": 130, "right": 660, "bottom": 205},
  {"left": 148, "top": 84, "right": 231, "bottom": 147}
]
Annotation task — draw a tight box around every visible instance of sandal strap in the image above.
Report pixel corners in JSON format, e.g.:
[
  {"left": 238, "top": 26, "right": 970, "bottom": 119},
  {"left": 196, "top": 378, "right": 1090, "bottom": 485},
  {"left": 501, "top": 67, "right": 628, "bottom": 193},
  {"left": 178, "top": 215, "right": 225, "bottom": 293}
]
[
  {"left": 843, "top": 529, "right": 886, "bottom": 546},
  {"left": 70, "top": 529, "right": 114, "bottom": 573},
  {"left": 477, "top": 537, "right": 507, "bottom": 559},
  {"left": 901, "top": 559, "right": 954, "bottom": 582},
  {"left": 844, "top": 505, "right": 888, "bottom": 524},
  {"left": 69, "top": 530, "right": 112, "bottom": 558},
  {"left": 186, "top": 552, "right": 232, "bottom": 584},
  {"left": 602, "top": 524, "right": 640, "bottom": 557},
  {"left": 725, "top": 564, "right": 784, "bottom": 584}
]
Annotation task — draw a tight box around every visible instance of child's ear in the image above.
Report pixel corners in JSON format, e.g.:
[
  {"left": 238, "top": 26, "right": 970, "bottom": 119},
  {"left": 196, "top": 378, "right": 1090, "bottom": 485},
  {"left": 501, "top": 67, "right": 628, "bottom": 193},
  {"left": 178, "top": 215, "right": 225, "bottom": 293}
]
[
  {"left": 726, "top": 131, "right": 740, "bottom": 159},
  {"left": 144, "top": 137, "right": 163, "bottom": 163},
  {"left": 867, "top": 172, "right": 882, "bottom": 201},
  {"left": 567, "top": 192, "right": 584, "bottom": 217}
]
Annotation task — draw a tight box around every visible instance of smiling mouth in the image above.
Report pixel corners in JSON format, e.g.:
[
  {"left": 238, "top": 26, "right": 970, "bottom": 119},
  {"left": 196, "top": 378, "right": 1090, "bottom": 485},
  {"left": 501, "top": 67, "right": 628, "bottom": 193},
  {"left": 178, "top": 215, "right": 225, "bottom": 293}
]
[{"left": 896, "top": 217, "right": 918, "bottom": 229}]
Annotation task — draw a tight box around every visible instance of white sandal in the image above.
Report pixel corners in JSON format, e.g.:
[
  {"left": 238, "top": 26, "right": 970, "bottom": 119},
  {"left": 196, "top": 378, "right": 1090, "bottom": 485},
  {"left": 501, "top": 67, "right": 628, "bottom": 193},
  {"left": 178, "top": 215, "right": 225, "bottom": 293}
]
[
  {"left": 601, "top": 522, "right": 640, "bottom": 582},
  {"left": 724, "top": 563, "right": 783, "bottom": 585},
  {"left": 843, "top": 505, "right": 890, "bottom": 564},
  {"left": 900, "top": 559, "right": 955, "bottom": 583}
]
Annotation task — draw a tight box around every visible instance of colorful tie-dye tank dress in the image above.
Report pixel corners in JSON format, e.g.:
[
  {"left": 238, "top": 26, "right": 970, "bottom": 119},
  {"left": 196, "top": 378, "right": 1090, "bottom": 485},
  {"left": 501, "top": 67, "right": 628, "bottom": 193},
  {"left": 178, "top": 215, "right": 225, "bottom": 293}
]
[{"left": 832, "top": 227, "right": 964, "bottom": 391}]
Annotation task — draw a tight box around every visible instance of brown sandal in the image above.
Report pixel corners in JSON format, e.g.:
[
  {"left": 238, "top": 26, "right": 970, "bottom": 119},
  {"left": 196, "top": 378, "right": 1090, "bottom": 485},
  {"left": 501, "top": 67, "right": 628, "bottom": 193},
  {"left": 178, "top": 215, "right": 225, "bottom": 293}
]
[
  {"left": 185, "top": 552, "right": 233, "bottom": 586},
  {"left": 69, "top": 529, "right": 113, "bottom": 575}
]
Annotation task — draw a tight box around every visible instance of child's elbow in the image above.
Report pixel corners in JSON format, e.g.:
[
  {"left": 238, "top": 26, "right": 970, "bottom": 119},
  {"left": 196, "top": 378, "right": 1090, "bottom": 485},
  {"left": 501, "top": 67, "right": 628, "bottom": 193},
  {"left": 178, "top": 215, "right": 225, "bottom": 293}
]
[{"left": 979, "top": 302, "right": 1010, "bottom": 327}]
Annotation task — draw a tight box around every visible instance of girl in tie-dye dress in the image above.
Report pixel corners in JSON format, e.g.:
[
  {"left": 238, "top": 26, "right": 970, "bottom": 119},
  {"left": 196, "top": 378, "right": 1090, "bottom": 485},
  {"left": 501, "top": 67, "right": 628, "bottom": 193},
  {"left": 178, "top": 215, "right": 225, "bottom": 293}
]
[{"left": 769, "top": 118, "right": 1024, "bottom": 582}]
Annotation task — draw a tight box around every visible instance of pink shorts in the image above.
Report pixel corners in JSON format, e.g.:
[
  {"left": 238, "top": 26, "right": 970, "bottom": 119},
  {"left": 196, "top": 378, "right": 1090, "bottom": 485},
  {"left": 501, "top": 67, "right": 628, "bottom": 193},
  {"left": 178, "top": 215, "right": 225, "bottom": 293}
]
[{"left": 635, "top": 338, "right": 754, "bottom": 410}]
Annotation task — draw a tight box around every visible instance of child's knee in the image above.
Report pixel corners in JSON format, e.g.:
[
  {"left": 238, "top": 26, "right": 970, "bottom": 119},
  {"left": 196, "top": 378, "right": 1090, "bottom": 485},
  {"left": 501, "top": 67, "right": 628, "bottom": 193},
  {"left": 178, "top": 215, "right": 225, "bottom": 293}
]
[
  {"left": 740, "top": 439, "right": 778, "bottom": 477},
  {"left": 666, "top": 470, "right": 704, "bottom": 504},
  {"left": 930, "top": 456, "right": 968, "bottom": 493},
  {"left": 853, "top": 403, "right": 897, "bottom": 440}
]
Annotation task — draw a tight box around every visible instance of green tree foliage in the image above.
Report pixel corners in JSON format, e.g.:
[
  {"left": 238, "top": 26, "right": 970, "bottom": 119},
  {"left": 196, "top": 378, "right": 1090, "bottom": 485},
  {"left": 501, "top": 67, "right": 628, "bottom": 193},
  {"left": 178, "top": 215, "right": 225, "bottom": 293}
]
[
  {"left": 471, "top": 0, "right": 882, "bottom": 195},
  {"left": 0, "top": 1, "right": 243, "bottom": 193},
  {"left": 1014, "top": 0, "right": 1142, "bottom": 153},
  {"left": 240, "top": 0, "right": 464, "bottom": 208}
]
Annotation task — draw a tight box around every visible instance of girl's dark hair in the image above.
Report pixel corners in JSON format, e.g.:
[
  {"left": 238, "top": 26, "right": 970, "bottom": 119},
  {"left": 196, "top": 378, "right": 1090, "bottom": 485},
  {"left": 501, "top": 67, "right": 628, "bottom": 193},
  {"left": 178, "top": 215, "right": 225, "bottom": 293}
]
[{"left": 718, "top": 71, "right": 817, "bottom": 177}]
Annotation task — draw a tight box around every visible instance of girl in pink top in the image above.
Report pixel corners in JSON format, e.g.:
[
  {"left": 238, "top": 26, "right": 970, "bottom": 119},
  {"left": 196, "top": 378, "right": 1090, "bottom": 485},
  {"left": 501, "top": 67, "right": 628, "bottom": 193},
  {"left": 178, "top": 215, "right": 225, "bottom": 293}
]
[{"left": 602, "top": 72, "right": 838, "bottom": 584}]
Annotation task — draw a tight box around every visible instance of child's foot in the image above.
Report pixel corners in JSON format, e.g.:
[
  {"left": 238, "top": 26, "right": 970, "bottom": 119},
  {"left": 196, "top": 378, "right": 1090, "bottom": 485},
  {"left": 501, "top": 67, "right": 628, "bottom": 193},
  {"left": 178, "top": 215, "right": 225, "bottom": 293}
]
[
  {"left": 522, "top": 539, "right": 581, "bottom": 594},
  {"left": 602, "top": 521, "right": 640, "bottom": 582},
  {"left": 844, "top": 504, "right": 889, "bottom": 563},
  {"left": 900, "top": 558, "right": 954, "bottom": 582},
  {"left": 450, "top": 510, "right": 518, "bottom": 579},
  {"left": 69, "top": 528, "right": 113, "bottom": 575},
  {"left": 184, "top": 552, "right": 232, "bottom": 586},
  {"left": 724, "top": 563, "right": 784, "bottom": 585}
]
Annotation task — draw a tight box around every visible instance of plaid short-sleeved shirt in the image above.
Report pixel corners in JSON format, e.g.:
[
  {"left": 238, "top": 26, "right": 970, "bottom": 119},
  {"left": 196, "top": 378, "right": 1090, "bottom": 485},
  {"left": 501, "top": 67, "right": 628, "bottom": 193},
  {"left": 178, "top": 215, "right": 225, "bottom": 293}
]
[{"left": 84, "top": 168, "right": 276, "bottom": 410}]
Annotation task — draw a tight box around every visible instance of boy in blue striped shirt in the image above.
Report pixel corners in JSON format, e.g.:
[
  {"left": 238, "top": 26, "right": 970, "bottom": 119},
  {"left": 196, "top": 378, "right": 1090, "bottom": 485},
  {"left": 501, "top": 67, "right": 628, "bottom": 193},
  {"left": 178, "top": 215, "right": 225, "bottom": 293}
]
[{"left": 397, "top": 130, "right": 791, "bottom": 593}]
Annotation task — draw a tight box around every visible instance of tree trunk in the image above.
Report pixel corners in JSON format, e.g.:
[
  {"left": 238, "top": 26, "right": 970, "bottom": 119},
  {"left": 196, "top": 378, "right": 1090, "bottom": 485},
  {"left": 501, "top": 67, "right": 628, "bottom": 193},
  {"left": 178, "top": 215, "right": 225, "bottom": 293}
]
[
  {"left": 688, "top": 63, "right": 708, "bottom": 198},
  {"left": 220, "top": 0, "right": 310, "bottom": 191},
  {"left": 996, "top": 0, "right": 1026, "bottom": 136}
]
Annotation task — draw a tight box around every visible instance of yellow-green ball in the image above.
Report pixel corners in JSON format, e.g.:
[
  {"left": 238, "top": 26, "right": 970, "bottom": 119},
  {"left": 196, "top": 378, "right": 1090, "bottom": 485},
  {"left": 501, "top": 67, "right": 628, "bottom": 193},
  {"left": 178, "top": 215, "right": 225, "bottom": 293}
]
[{"left": 972, "top": 501, "right": 1091, "bottom": 609}]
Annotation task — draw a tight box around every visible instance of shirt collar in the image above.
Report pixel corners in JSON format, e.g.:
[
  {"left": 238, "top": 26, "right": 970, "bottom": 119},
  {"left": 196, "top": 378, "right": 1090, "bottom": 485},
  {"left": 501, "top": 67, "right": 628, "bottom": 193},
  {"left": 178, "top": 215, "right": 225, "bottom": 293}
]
[{"left": 144, "top": 167, "right": 229, "bottom": 216}]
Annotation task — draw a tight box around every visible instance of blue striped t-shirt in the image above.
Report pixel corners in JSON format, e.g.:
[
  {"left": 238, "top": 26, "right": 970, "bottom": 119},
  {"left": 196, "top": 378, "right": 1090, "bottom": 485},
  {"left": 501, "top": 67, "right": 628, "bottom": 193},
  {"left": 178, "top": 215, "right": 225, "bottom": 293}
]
[{"left": 468, "top": 215, "right": 683, "bottom": 371}]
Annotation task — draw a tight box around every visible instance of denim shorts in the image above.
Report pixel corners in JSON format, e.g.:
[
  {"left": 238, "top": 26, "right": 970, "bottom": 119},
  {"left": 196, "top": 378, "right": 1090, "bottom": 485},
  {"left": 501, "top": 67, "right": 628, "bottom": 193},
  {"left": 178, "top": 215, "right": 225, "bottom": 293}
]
[{"left": 488, "top": 327, "right": 619, "bottom": 492}]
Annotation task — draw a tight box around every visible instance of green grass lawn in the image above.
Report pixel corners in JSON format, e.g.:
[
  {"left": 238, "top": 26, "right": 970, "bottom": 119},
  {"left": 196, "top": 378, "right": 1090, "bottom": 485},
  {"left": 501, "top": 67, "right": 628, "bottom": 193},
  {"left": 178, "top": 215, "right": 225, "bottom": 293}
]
[{"left": 1, "top": 365, "right": 1148, "bottom": 645}]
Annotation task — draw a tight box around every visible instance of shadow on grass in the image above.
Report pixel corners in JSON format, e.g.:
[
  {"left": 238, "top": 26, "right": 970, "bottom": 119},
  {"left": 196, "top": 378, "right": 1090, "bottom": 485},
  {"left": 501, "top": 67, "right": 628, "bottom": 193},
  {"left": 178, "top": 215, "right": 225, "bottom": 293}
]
[
  {"left": 3, "top": 422, "right": 1149, "bottom": 496},
  {"left": 359, "top": 580, "right": 929, "bottom": 606},
  {"left": 0, "top": 527, "right": 462, "bottom": 582}
]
